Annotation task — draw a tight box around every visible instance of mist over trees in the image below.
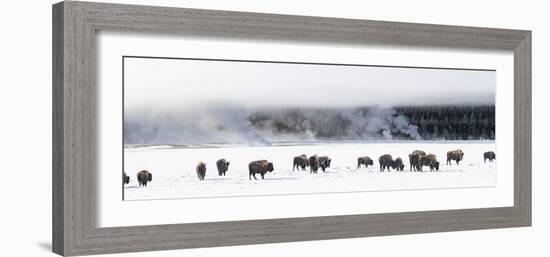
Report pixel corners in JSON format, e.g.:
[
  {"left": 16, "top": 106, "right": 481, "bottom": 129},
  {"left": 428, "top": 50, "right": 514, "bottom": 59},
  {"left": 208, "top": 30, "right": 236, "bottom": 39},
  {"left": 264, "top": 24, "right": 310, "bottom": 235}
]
[
  {"left": 248, "top": 105, "right": 495, "bottom": 141},
  {"left": 395, "top": 105, "right": 495, "bottom": 140},
  {"left": 123, "top": 105, "right": 495, "bottom": 145}
]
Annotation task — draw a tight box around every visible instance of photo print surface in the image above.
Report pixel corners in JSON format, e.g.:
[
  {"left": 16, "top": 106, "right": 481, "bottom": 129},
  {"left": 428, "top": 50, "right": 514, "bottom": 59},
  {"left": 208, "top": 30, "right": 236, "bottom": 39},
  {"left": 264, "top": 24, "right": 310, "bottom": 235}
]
[{"left": 122, "top": 57, "right": 496, "bottom": 201}]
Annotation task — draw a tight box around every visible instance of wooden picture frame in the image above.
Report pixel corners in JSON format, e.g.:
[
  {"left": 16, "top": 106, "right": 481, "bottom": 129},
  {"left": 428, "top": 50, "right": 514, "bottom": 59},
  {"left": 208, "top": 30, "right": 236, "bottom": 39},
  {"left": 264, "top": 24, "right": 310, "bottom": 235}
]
[{"left": 52, "top": 1, "right": 531, "bottom": 256}]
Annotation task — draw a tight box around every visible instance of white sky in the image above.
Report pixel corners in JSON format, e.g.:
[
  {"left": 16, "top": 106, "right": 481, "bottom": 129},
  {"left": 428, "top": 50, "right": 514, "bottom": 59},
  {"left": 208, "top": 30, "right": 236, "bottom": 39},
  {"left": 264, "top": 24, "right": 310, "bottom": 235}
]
[{"left": 124, "top": 57, "right": 495, "bottom": 111}]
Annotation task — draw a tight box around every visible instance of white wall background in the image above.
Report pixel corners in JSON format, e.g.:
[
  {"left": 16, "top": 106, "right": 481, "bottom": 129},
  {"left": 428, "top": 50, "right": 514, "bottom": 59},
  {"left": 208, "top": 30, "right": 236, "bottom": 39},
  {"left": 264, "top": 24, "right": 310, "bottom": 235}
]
[{"left": 0, "top": 0, "right": 547, "bottom": 256}]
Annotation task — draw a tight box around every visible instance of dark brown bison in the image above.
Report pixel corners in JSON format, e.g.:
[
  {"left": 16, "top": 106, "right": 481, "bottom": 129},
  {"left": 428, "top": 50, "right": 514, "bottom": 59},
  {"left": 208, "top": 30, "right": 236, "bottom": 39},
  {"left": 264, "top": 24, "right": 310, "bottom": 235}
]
[
  {"left": 484, "top": 151, "right": 496, "bottom": 163},
  {"left": 408, "top": 154, "right": 421, "bottom": 171},
  {"left": 293, "top": 154, "right": 308, "bottom": 171},
  {"left": 409, "top": 150, "right": 426, "bottom": 171},
  {"left": 248, "top": 160, "right": 274, "bottom": 180},
  {"left": 196, "top": 162, "right": 206, "bottom": 180},
  {"left": 394, "top": 157, "right": 405, "bottom": 171},
  {"left": 357, "top": 156, "right": 374, "bottom": 169},
  {"left": 216, "top": 159, "right": 230, "bottom": 176},
  {"left": 447, "top": 149, "right": 464, "bottom": 165},
  {"left": 378, "top": 154, "right": 395, "bottom": 172},
  {"left": 419, "top": 154, "right": 440, "bottom": 171},
  {"left": 308, "top": 155, "right": 319, "bottom": 173},
  {"left": 123, "top": 171, "right": 130, "bottom": 185},
  {"left": 137, "top": 170, "right": 152, "bottom": 186},
  {"left": 318, "top": 156, "right": 331, "bottom": 172}
]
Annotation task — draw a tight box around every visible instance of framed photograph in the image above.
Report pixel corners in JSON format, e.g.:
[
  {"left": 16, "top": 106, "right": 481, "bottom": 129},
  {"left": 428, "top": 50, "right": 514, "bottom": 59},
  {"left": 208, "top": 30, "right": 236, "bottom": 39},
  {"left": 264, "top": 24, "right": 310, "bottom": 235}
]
[{"left": 52, "top": 1, "right": 531, "bottom": 256}]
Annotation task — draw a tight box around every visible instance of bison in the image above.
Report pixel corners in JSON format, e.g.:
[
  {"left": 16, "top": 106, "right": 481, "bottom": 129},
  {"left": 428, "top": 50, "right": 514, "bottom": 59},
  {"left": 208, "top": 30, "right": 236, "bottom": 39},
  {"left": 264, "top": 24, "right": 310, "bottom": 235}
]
[
  {"left": 123, "top": 171, "right": 130, "bottom": 185},
  {"left": 357, "top": 156, "right": 374, "bottom": 169},
  {"left": 293, "top": 154, "right": 309, "bottom": 171},
  {"left": 484, "top": 151, "right": 496, "bottom": 163},
  {"left": 216, "top": 159, "right": 230, "bottom": 176},
  {"left": 408, "top": 154, "right": 421, "bottom": 171},
  {"left": 419, "top": 154, "right": 440, "bottom": 171},
  {"left": 378, "top": 154, "right": 395, "bottom": 172},
  {"left": 409, "top": 150, "right": 426, "bottom": 171},
  {"left": 248, "top": 160, "right": 274, "bottom": 180},
  {"left": 447, "top": 149, "right": 464, "bottom": 165},
  {"left": 196, "top": 162, "right": 206, "bottom": 180},
  {"left": 136, "top": 170, "right": 152, "bottom": 186},
  {"left": 308, "top": 155, "right": 320, "bottom": 173},
  {"left": 394, "top": 157, "right": 405, "bottom": 171},
  {"left": 318, "top": 156, "right": 331, "bottom": 172}
]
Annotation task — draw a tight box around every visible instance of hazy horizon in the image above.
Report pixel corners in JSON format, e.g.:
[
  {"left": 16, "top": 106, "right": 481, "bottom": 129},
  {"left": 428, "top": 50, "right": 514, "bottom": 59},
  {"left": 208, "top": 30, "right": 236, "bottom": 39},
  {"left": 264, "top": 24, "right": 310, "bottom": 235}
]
[
  {"left": 124, "top": 57, "right": 496, "bottom": 112},
  {"left": 123, "top": 57, "right": 496, "bottom": 145}
]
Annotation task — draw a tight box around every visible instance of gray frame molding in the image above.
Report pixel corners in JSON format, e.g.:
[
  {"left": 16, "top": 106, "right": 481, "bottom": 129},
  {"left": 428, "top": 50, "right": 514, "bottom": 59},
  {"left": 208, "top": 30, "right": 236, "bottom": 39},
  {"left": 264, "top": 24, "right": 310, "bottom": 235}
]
[{"left": 52, "top": 1, "right": 531, "bottom": 256}]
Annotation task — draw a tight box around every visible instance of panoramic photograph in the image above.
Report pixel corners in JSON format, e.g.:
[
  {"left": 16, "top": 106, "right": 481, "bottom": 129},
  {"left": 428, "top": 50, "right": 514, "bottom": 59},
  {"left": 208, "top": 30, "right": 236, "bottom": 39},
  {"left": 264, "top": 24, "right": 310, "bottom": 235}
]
[{"left": 122, "top": 57, "right": 496, "bottom": 201}]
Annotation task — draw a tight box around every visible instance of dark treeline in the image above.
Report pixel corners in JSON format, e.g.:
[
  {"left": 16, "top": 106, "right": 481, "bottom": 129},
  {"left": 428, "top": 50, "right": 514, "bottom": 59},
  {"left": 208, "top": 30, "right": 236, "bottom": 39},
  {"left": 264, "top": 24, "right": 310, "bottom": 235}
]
[
  {"left": 247, "top": 105, "right": 495, "bottom": 141},
  {"left": 395, "top": 105, "right": 495, "bottom": 140}
]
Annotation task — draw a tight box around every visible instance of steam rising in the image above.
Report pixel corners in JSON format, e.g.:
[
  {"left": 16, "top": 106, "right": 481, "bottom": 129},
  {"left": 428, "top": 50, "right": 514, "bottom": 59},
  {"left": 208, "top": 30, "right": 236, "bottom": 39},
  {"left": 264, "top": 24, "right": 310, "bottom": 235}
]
[
  {"left": 123, "top": 57, "right": 495, "bottom": 145},
  {"left": 125, "top": 106, "right": 270, "bottom": 145},
  {"left": 124, "top": 106, "right": 422, "bottom": 145}
]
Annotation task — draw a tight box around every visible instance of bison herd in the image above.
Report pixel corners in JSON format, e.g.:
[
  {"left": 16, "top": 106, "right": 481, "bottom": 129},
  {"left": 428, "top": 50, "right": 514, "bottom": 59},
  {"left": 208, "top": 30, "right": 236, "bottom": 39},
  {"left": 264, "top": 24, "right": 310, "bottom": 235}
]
[
  {"left": 306, "top": 155, "right": 332, "bottom": 173},
  {"left": 123, "top": 150, "right": 496, "bottom": 186}
]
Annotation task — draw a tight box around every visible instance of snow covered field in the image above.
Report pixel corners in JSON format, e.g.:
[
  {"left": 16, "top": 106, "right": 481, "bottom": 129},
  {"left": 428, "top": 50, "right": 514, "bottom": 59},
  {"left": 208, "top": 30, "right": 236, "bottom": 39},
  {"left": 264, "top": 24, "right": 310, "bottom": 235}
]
[{"left": 123, "top": 141, "right": 496, "bottom": 201}]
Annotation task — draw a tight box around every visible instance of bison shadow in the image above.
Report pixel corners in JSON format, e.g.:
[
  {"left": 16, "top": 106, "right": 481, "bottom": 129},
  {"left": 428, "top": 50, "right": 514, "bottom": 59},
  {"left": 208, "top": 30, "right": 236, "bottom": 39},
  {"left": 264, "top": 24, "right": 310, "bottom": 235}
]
[
  {"left": 197, "top": 177, "right": 228, "bottom": 181},
  {"left": 261, "top": 177, "right": 299, "bottom": 181}
]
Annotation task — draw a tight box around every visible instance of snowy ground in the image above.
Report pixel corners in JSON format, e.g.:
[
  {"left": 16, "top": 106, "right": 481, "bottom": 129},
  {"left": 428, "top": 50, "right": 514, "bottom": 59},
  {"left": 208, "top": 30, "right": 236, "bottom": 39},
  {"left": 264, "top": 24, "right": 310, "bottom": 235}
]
[{"left": 123, "top": 141, "right": 496, "bottom": 201}]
